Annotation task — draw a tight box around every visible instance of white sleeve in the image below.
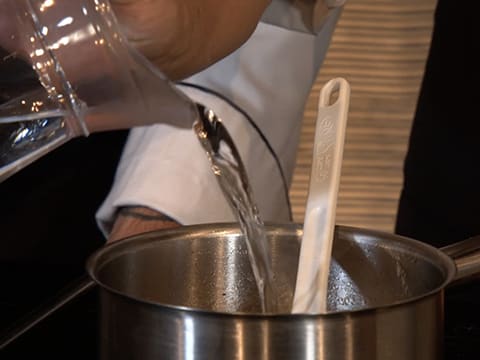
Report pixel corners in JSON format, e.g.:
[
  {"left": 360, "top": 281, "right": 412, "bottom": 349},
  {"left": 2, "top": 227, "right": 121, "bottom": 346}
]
[
  {"left": 262, "top": 0, "right": 346, "bottom": 34},
  {"left": 96, "top": 10, "right": 342, "bottom": 235}
]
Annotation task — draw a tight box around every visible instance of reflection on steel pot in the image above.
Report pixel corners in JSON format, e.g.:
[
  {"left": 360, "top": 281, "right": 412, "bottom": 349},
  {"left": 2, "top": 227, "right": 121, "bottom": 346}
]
[{"left": 87, "top": 224, "right": 480, "bottom": 360}]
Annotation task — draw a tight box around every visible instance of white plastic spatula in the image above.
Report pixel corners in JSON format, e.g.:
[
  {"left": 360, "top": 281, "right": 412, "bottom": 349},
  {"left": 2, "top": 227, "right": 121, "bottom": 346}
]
[{"left": 292, "top": 78, "right": 350, "bottom": 314}]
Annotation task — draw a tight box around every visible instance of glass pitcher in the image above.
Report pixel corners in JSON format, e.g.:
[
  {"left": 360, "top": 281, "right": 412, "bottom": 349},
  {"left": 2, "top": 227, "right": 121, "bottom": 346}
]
[{"left": 0, "top": 0, "right": 198, "bottom": 182}]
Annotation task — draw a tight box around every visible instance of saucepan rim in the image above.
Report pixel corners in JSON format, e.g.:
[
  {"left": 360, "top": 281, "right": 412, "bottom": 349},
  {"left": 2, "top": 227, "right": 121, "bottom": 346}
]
[{"left": 86, "top": 223, "right": 457, "bottom": 318}]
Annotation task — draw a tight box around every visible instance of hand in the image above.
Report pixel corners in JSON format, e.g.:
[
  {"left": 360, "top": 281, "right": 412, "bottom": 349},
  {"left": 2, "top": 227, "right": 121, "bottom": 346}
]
[
  {"left": 108, "top": 206, "right": 181, "bottom": 242},
  {"left": 110, "top": 0, "right": 271, "bottom": 79},
  {"left": 1, "top": 0, "right": 270, "bottom": 80}
]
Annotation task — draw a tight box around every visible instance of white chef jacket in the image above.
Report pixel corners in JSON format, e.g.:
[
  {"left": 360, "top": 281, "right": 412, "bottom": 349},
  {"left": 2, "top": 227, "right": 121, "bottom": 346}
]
[{"left": 96, "top": 2, "right": 344, "bottom": 234}]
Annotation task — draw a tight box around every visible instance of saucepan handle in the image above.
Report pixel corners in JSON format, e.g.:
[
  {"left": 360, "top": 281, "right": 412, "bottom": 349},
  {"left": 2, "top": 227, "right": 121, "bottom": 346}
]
[
  {"left": 440, "top": 235, "right": 480, "bottom": 284},
  {"left": 0, "top": 275, "right": 95, "bottom": 350}
]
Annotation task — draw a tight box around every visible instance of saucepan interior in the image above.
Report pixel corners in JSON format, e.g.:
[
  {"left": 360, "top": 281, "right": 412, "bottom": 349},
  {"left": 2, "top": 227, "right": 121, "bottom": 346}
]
[{"left": 88, "top": 223, "right": 454, "bottom": 314}]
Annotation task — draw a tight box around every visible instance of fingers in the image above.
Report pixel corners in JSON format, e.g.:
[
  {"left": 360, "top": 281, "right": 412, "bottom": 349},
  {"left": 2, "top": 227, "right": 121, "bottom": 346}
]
[
  {"left": 110, "top": 0, "right": 192, "bottom": 79},
  {"left": 109, "top": 0, "right": 271, "bottom": 80}
]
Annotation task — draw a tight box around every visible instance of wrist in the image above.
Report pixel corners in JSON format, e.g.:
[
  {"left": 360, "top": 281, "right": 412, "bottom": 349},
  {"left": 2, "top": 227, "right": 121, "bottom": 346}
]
[{"left": 108, "top": 206, "right": 181, "bottom": 243}]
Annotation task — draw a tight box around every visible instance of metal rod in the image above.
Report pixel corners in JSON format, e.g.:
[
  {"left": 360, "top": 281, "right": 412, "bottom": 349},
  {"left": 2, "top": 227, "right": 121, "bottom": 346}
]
[{"left": 0, "top": 275, "right": 95, "bottom": 349}]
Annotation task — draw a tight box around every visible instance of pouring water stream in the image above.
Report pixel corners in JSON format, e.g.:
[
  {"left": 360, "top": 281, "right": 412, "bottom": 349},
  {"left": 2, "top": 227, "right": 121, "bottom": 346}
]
[{"left": 194, "top": 104, "right": 278, "bottom": 313}]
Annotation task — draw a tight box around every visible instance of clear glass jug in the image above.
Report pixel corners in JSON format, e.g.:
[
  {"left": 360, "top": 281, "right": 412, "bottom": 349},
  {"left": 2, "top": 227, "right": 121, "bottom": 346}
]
[{"left": 0, "top": 0, "right": 198, "bottom": 182}]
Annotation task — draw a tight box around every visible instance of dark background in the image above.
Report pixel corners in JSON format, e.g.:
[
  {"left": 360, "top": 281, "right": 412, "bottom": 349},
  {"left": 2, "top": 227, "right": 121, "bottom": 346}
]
[{"left": 0, "top": 130, "right": 128, "bottom": 359}]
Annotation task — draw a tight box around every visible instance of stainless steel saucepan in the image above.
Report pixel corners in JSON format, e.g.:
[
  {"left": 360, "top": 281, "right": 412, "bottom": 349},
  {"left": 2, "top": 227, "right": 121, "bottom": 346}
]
[{"left": 86, "top": 223, "right": 480, "bottom": 359}]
